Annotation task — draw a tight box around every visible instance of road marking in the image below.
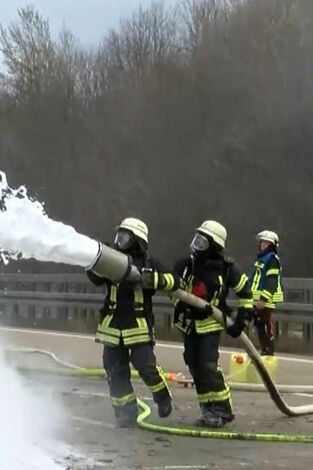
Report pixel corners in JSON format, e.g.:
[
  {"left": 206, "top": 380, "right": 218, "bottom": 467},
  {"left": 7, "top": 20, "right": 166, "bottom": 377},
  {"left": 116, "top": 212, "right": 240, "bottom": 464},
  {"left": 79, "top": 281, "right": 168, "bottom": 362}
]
[
  {"left": 0, "top": 326, "right": 93, "bottom": 340},
  {"left": 1, "top": 326, "right": 313, "bottom": 365},
  {"left": 70, "top": 389, "right": 153, "bottom": 402},
  {"left": 146, "top": 467, "right": 209, "bottom": 470},
  {"left": 71, "top": 415, "right": 116, "bottom": 429},
  {"left": 294, "top": 393, "right": 313, "bottom": 398}
]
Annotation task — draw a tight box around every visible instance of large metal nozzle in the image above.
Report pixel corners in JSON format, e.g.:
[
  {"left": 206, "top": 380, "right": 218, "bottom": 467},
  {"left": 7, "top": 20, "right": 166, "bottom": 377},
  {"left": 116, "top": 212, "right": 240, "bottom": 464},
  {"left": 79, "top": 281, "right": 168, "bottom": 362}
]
[{"left": 88, "top": 243, "right": 140, "bottom": 283}]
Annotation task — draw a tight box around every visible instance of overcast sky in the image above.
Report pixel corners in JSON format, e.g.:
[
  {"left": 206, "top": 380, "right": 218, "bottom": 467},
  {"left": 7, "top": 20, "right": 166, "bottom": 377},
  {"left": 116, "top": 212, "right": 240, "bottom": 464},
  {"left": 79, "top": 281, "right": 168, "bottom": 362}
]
[{"left": 0, "top": 0, "right": 174, "bottom": 46}]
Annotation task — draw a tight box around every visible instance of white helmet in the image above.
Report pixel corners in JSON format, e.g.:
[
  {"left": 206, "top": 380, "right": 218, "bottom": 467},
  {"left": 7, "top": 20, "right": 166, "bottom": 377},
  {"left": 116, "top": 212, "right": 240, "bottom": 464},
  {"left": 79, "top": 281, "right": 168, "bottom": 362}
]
[
  {"left": 197, "top": 220, "right": 227, "bottom": 249},
  {"left": 118, "top": 217, "right": 148, "bottom": 244},
  {"left": 256, "top": 230, "right": 279, "bottom": 247}
]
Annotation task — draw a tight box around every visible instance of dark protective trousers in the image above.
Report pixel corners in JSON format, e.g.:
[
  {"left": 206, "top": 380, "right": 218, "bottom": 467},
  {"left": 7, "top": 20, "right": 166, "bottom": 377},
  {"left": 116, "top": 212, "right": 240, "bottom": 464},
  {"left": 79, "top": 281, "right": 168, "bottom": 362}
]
[
  {"left": 255, "top": 308, "right": 275, "bottom": 355},
  {"left": 183, "top": 331, "right": 232, "bottom": 411},
  {"left": 103, "top": 342, "right": 171, "bottom": 420}
]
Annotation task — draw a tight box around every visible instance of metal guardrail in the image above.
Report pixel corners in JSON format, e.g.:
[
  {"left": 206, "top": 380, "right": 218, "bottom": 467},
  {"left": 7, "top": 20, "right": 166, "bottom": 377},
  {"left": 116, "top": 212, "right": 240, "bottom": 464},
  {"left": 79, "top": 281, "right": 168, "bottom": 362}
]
[{"left": 0, "top": 274, "right": 313, "bottom": 353}]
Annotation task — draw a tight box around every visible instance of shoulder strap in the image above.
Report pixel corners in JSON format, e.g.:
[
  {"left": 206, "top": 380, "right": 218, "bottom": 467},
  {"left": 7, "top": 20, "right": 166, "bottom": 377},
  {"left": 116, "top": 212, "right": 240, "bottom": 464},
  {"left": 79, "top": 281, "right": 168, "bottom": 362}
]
[
  {"left": 182, "top": 256, "right": 194, "bottom": 281},
  {"left": 261, "top": 251, "right": 275, "bottom": 265}
]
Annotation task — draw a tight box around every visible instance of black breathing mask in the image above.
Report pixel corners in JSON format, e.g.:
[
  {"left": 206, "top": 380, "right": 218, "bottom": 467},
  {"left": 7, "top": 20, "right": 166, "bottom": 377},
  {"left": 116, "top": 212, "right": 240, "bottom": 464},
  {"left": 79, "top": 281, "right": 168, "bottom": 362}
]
[{"left": 114, "top": 230, "right": 134, "bottom": 251}]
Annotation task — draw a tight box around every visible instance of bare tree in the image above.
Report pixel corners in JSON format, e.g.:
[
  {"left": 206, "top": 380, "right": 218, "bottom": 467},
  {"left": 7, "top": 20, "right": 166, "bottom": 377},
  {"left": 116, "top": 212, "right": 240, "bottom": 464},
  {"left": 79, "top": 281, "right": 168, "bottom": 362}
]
[
  {"left": 103, "top": 1, "right": 177, "bottom": 78},
  {"left": 0, "top": 5, "right": 56, "bottom": 103},
  {"left": 177, "top": 0, "right": 228, "bottom": 55},
  {"left": 1, "top": 0, "right": 313, "bottom": 275}
]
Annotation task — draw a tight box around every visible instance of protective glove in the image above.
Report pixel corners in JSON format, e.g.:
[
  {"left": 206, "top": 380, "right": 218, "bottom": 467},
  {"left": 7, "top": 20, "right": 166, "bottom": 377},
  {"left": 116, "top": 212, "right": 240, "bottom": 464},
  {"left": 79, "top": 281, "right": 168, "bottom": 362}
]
[
  {"left": 253, "top": 306, "right": 266, "bottom": 326},
  {"left": 140, "top": 268, "right": 180, "bottom": 291},
  {"left": 175, "top": 300, "right": 212, "bottom": 319},
  {"left": 226, "top": 307, "right": 253, "bottom": 338},
  {"left": 255, "top": 299, "right": 266, "bottom": 310},
  {"left": 199, "top": 303, "right": 213, "bottom": 317}
]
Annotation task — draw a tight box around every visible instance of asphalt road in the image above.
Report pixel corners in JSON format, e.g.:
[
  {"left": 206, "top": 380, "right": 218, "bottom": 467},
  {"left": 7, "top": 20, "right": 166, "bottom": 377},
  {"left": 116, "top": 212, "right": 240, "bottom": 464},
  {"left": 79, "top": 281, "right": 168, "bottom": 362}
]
[
  {"left": 22, "top": 373, "right": 313, "bottom": 470},
  {"left": 1, "top": 327, "right": 313, "bottom": 469}
]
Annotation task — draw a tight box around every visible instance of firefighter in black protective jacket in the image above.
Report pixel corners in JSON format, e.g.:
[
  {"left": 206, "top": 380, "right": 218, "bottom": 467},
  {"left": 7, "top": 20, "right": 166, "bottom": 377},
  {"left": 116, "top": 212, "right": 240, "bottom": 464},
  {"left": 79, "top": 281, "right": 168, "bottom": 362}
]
[
  {"left": 248, "top": 230, "right": 283, "bottom": 356},
  {"left": 173, "top": 220, "right": 253, "bottom": 428},
  {"left": 87, "top": 217, "right": 180, "bottom": 427}
]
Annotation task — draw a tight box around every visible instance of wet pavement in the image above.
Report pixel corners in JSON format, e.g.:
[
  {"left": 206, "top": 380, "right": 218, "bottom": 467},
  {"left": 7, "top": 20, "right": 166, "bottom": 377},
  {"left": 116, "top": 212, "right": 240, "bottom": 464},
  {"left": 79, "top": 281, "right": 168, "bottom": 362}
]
[
  {"left": 24, "top": 374, "right": 313, "bottom": 470},
  {"left": 2, "top": 327, "right": 313, "bottom": 469}
]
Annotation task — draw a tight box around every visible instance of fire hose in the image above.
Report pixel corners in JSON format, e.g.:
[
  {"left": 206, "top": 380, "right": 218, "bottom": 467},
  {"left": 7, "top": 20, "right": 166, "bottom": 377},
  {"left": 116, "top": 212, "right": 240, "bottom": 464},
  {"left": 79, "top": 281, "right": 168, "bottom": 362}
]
[
  {"left": 5, "top": 242, "right": 313, "bottom": 443},
  {"left": 91, "top": 242, "right": 313, "bottom": 417},
  {"left": 5, "top": 346, "right": 313, "bottom": 443}
]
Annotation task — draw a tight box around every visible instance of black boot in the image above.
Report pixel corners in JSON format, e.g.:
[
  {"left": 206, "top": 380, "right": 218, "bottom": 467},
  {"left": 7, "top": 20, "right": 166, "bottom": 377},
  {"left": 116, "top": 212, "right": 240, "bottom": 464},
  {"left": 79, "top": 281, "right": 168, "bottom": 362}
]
[
  {"left": 212, "top": 401, "right": 235, "bottom": 424},
  {"left": 195, "top": 403, "right": 223, "bottom": 429},
  {"left": 157, "top": 398, "right": 172, "bottom": 418},
  {"left": 261, "top": 338, "right": 274, "bottom": 356},
  {"left": 114, "top": 402, "right": 138, "bottom": 428}
]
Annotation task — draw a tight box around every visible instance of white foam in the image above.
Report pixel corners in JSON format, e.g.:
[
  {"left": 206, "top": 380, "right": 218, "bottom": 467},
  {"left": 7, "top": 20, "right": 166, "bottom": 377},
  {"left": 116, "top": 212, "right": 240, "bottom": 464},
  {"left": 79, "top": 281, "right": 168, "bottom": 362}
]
[
  {"left": 0, "top": 347, "right": 65, "bottom": 469},
  {"left": 0, "top": 171, "right": 101, "bottom": 468},
  {"left": 0, "top": 171, "right": 99, "bottom": 268}
]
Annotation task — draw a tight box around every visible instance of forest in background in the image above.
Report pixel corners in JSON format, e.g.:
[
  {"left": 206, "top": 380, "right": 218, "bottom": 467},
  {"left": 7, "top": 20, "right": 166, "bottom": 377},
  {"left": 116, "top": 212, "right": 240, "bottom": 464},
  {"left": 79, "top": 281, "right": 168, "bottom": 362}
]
[{"left": 1, "top": 0, "right": 312, "bottom": 275}]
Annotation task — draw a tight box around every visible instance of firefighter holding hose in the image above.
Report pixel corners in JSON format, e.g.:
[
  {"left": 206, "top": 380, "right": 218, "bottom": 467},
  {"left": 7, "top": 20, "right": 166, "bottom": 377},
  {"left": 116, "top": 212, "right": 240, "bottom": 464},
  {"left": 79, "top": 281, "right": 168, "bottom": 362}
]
[
  {"left": 87, "top": 217, "right": 180, "bottom": 427},
  {"left": 173, "top": 220, "right": 253, "bottom": 428}
]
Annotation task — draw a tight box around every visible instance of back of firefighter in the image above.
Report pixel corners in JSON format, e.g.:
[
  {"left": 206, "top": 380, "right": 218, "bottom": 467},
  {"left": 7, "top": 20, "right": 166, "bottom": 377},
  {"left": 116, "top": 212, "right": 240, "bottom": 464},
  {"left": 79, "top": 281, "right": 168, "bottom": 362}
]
[
  {"left": 173, "top": 220, "right": 253, "bottom": 428},
  {"left": 87, "top": 217, "right": 179, "bottom": 427},
  {"left": 248, "top": 230, "right": 283, "bottom": 356}
]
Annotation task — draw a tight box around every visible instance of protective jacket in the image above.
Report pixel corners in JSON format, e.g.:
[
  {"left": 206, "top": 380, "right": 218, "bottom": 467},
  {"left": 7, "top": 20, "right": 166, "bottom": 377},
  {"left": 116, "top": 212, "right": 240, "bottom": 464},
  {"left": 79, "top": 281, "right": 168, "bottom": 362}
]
[
  {"left": 249, "top": 248, "right": 283, "bottom": 309},
  {"left": 174, "top": 253, "right": 253, "bottom": 334},
  {"left": 88, "top": 254, "right": 176, "bottom": 346}
]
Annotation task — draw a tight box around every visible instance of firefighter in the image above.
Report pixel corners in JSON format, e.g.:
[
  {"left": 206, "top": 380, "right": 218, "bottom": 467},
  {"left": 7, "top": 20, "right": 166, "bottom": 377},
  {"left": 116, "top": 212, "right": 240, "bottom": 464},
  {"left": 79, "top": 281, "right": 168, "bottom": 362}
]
[
  {"left": 87, "top": 217, "right": 179, "bottom": 427},
  {"left": 173, "top": 220, "right": 253, "bottom": 428},
  {"left": 249, "top": 230, "right": 283, "bottom": 356}
]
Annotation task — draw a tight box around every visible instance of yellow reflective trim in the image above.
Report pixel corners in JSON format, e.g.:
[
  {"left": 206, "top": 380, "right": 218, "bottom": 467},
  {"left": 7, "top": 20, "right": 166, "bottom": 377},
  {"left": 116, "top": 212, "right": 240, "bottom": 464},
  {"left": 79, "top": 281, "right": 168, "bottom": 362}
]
[
  {"left": 195, "top": 318, "right": 224, "bottom": 334},
  {"left": 123, "top": 334, "right": 151, "bottom": 345},
  {"left": 251, "top": 266, "right": 262, "bottom": 293},
  {"left": 265, "top": 304, "right": 275, "bottom": 309},
  {"left": 186, "top": 275, "right": 194, "bottom": 292},
  {"left": 217, "top": 366, "right": 232, "bottom": 406},
  {"left": 266, "top": 269, "right": 280, "bottom": 276},
  {"left": 210, "top": 276, "right": 223, "bottom": 306},
  {"left": 97, "top": 315, "right": 121, "bottom": 336},
  {"left": 197, "top": 386, "right": 231, "bottom": 403},
  {"left": 110, "top": 285, "right": 117, "bottom": 303},
  {"left": 233, "top": 274, "right": 248, "bottom": 293},
  {"left": 123, "top": 329, "right": 148, "bottom": 337},
  {"left": 195, "top": 326, "right": 224, "bottom": 334},
  {"left": 154, "top": 272, "right": 159, "bottom": 289},
  {"left": 95, "top": 332, "right": 120, "bottom": 345},
  {"left": 164, "top": 273, "right": 174, "bottom": 291},
  {"left": 96, "top": 314, "right": 121, "bottom": 345},
  {"left": 149, "top": 381, "right": 167, "bottom": 393},
  {"left": 196, "top": 318, "right": 217, "bottom": 326},
  {"left": 254, "top": 289, "right": 283, "bottom": 305},
  {"left": 261, "top": 290, "right": 272, "bottom": 301},
  {"left": 137, "top": 317, "right": 147, "bottom": 329},
  {"left": 111, "top": 393, "right": 137, "bottom": 407},
  {"left": 174, "top": 316, "right": 224, "bottom": 334},
  {"left": 273, "top": 293, "right": 284, "bottom": 302},
  {"left": 156, "top": 364, "right": 172, "bottom": 397},
  {"left": 239, "top": 298, "right": 253, "bottom": 308},
  {"left": 122, "top": 318, "right": 149, "bottom": 338},
  {"left": 134, "top": 289, "right": 144, "bottom": 306}
]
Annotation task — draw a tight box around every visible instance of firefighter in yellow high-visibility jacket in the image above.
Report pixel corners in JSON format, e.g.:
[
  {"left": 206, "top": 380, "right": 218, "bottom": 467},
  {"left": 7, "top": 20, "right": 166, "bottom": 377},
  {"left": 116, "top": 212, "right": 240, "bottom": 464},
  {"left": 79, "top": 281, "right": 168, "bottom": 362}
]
[
  {"left": 87, "top": 217, "right": 180, "bottom": 427},
  {"left": 248, "top": 230, "right": 283, "bottom": 356}
]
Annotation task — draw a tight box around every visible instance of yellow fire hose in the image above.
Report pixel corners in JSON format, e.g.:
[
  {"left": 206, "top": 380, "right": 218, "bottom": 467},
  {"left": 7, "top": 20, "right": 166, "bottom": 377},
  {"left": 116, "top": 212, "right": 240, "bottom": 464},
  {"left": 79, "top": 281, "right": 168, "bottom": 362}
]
[
  {"left": 91, "top": 244, "right": 313, "bottom": 416},
  {"left": 136, "top": 399, "right": 313, "bottom": 443},
  {"left": 171, "top": 289, "right": 313, "bottom": 417},
  {"left": 6, "top": 347, "right": 313, "bottom": 444}
]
